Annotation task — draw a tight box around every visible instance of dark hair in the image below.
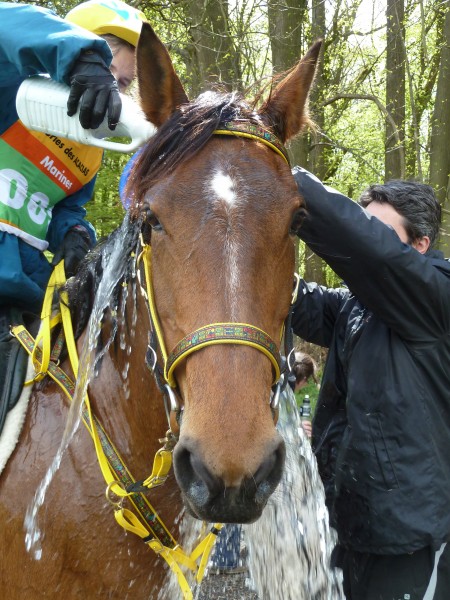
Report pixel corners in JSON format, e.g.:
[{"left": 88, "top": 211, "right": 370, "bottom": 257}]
[
  {"left": 292, "top": 352, "right": 317, "bottom": 385},
  {"left": 359, "top": 180, "right": 441, "bottom": 247}
]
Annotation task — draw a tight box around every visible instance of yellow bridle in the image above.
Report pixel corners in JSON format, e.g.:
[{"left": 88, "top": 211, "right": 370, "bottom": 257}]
[
  {"left": 10, "top": 120, "right": 295, "bottom": 599},
  {"left": 139, "top": 242, "right": 283, "bottom": 390},
  {"left": 139, "top": 122, "right": 295, "bottom": 430},
  {"left": 11, "top": 262, "right": 222, "bottom": 600}
]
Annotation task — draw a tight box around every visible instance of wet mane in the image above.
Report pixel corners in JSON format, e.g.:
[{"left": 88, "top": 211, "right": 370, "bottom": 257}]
[
  {"left": 126, "top": 91, "right": 268, "bottom": 209},
  {"left": 64, "top": 217, "right": 140, "bottom": 338}
]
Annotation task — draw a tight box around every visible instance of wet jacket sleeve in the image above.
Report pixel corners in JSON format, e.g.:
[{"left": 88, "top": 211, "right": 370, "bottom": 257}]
[
  {"left": 46, "top": 177, "right": 97, "bottom": 252},
  {"left": 292, "top": 166, "right": 450, "bottom": 343},
  {"left": 292, "top": 281, "right": 349, "bottom": 348},
  {"left": 0, "top": 2, "right": 112, "bottom": 88}
]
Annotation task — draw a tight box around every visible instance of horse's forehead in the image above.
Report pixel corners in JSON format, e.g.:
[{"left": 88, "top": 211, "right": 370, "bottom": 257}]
[{"left": 157, "top": 138, "right": 298, "bottom": 212}]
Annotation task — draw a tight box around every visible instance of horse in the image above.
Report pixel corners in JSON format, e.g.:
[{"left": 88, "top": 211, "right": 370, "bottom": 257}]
[{"left": 0, "top": 22, "right": 320, "bottom": 599}]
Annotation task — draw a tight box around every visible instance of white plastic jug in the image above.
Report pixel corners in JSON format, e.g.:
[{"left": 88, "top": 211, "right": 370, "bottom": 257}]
[{"left": 16, "top": 76, "right": 156, "bottom": 152}]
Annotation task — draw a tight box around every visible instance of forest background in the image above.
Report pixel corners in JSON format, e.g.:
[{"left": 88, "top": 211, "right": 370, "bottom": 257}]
[{"left": 20, "top": 0, "right": 450, "bottom": 381}]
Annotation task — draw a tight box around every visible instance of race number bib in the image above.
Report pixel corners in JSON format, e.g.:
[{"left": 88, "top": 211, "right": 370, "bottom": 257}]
[{"left": 0, "top": 121, "right": 102, "bottom": 250}]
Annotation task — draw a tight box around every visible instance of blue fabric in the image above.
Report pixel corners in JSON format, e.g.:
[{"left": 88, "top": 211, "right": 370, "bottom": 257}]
[
  {"left": 0, "top": 3, "right": 112, "bottom": 89},
  {"left": 210, "top": 525, "right": 242, "bottom": 569},
  {"left": 0, "top": 233, "right": 51, "bottom": 310},
  {"left": 0, "top": 3, "right": 110, "bottom": 310},
  {"left": 119, "top": 149, "right": 142, "bottom": 209},
  {"left": 47, "top": 178, "right": 97, "bottom": 251}
]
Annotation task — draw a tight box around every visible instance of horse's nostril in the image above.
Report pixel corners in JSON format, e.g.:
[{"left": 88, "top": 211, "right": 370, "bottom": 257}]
[
  {"left": 190, "top": 452, "right": 223, "bottom": 496},
  {"left": 253, "top": 439, "right": 286, "bottom": 489},
  {"left": 174, "top": 444, "right": 223, "bottom": 497},
  {"left": 173, "top": 436, "right": 285, "bottom": 522}
]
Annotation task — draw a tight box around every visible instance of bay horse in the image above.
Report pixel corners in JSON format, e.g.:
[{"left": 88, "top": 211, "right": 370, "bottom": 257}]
[{"left": 0, "top": 23, "right": 321, "bottom": 599}]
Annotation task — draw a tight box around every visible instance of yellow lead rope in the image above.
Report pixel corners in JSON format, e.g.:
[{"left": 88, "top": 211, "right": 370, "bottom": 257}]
[{"left": 11, "top": 261, "right": 222, "bottom": 600}]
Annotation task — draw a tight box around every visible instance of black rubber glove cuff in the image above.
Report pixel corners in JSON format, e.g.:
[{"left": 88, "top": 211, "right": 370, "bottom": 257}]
[
  {"left": 52, "top": 226, "right": 93, "bottom": 278},
  {"left": 67, "top": 50, "right": 122, "bottom": 130}
]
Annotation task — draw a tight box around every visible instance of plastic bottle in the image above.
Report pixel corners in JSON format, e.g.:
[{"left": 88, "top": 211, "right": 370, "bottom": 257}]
[
  {"left": 300, "top": 394, "right": 312, "bottom": 439},
  {"left": 16, "top": 76, "right": 156, "bottom": 152},
  {"left": 300, "top": 394, "right": 311, "bottom": 419}
]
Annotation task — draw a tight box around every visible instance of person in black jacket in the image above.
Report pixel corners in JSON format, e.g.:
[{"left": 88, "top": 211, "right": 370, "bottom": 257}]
[{"left": 292, "top": 168, "right": 450, "bottom": 600}]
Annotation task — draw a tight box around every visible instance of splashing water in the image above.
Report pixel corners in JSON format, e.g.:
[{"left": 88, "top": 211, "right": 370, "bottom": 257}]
[
  {"left": 24, "top": 216, "right": 136, "bottom": 559},
  {"left": 158, "top": 389, "right": 344, "bottom": 600},
  {"left": 244, "top": 389, "right": 344, "bottom": 599}
]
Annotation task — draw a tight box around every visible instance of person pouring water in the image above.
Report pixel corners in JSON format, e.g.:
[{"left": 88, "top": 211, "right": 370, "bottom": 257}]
[{"left": 0, "top": 0, "right": 146, "bottom": 429}]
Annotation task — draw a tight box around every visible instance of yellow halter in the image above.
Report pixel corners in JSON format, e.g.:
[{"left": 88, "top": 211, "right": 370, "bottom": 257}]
[{"left": 138, "top": 242, "right": 283, "bottom": 391}]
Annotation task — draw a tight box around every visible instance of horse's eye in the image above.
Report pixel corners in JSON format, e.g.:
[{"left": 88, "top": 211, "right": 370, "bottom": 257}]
[
  {"left": 147, "top": 211, "right": 163, "bottom": 232},
  {"left": 290, "top": 208, "right": 306, "bottom": 235}
]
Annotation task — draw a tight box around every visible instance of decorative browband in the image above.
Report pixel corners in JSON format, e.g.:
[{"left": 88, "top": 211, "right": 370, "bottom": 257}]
[
  {"left": 165, "top": 323, "right": 282, "bottom": 387},
  {"left": 213, "top": 120, "right": 290, "bottom": 165}
]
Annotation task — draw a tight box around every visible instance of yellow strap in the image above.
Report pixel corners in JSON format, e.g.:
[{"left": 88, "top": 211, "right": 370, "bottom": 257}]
[
  {"left": 139, "top": 244, "right": 169, "bottom": 364},
  {"left": 52, "top": 261, "right": 221, "bottom": 593},
  {"left": 44, "top": 263, "right": 127, "bottom": 498},
  {"left": 54, "top": 261, "right": 81, "bottom": 380},
  {"left": 15, "top": 260, "right": 221, "bottom": 598},
  {"left": 142, "top": 448, "right": 173, "bottom": 488},
  {"left": 150, "top": 545, "right": 194, "bottom": 600},
  {"left": 213, "top": 129, "right": 289, "bottom": 164},
  {"left": 166, "top": 333, "right": 281, "bottom": 387},
  {"left": 114, "top": 509, "right": 222, "bottom": 600},
  {"left": 190, "top": 523, "right": 224, "bottom": 582},
  {"left": 30, "top": 267, "right": 59, "bottom": 380}
]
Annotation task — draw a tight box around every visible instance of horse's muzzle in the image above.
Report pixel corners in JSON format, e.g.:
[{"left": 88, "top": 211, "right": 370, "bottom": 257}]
[{"left": 173, "top": 436, "right": 286, "bottom": 523}]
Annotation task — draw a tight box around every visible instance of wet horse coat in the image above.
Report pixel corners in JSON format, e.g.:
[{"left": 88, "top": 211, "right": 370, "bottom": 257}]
[{"left": 0, "top": 23, "right": 321, "bottom": 599}]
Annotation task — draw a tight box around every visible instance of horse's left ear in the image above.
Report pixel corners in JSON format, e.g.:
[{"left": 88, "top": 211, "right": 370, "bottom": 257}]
[
  {"left": 137, "top": 22, "right": 189, "bottom": 126},
  {"left": 259, "top": 40, "right": 323, "bottom": 143}
]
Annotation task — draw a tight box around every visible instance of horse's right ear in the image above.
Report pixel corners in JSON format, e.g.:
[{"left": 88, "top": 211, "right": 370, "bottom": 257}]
[
  {"left": 259, "top": 40, "right": 322, "bottom": 143},
  {"left": 137, "top": 22, "right": 189, "bottom": 126}
]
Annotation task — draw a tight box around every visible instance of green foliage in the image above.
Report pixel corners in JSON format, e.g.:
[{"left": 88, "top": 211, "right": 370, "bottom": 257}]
[
  {"left": 86, "top": 149, "right": 127, "bottom": 238},
  {"left": 295, "top": 382, "right": 320, "bottom": 411},
  {"left": 326, "top": 99, "right": 385, "bottom": 197},
  {"left": 22, "top": 1, "right": 449, "bottom": 244}
]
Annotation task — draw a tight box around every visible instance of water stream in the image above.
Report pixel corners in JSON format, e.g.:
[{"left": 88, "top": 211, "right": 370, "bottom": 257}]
[
  {"left": 24, "top": 216, "right": 136, "bottom": 559},
  {"left": 243, "top": 390, "right": 344, "bottom": 599},
  {"left": 160, "top": 390, "right": 344, "bottom": 600}
]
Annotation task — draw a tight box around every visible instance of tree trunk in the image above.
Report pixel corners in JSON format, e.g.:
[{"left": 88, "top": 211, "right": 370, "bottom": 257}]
[
  {"left": 429, "top": 0, "right": 450, "bottom": 251},
  {"left": 303, "top": 0, "right": 326, "bottom": 284},
  {"left": 267, "top": 0, "right": 309, "bottom": 172},
  {"left": 181, "top": 0, "right": 240, "bottom": 96},
  {"left": 385, "top": 0, "right": 405, "bottom": 180},
  {"left": 268, "top": 0, "right": 306, "bottom": 73}
]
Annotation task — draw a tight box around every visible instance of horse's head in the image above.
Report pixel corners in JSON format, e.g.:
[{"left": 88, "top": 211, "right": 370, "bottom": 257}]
[{"left": 127, "top": 24, "right": 321, "bottom": 523}]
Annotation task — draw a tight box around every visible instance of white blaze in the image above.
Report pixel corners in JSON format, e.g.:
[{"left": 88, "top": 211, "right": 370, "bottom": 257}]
[
  {"left": 210, "top": 170, "right": 242, "bottom": 317},
  {"left": 211, "top": 171, "right": 235, "bottom": 206}
]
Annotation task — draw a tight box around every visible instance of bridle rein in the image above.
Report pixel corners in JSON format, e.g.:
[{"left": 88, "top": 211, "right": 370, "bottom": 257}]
[{"left": 139, "top": 119, "right": 298, "bottom": 434}]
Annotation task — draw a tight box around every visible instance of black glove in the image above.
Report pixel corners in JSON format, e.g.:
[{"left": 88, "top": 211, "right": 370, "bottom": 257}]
[
  {"left": 52, "top": 226, "right": 92, "bottom": 278},
  {"left": 67, "top": 50, "right": 122, "bottom": 130}
]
